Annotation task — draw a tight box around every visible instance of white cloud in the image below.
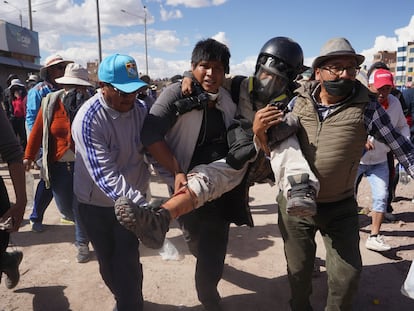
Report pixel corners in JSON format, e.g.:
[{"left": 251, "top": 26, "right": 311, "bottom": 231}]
[
  {"left": 212, "top": 32, "right": 229, "bottom": 47},
  {"left": 360, "top": 16, "right": 414, "bottom": 69},
  {"left": 3, "top": 1, "right": 413, "bottom": 80},
  {"left": 230, "top": 55, "right": 256, "bottom": 76},
  {"left": 160, "top": 5, "right": 183, "bottom": 21},
  {"left": 360, "top": 36, "right": 398, "bottom": 69},
  {"left": 395, "top": 16, "right": 414, "bottom": 44},
  {"left": 165, "top": 0, "right": 227, "bottom": 8},
  {"left": 151, "top": 30, "right": 182, "bottom": 52}
]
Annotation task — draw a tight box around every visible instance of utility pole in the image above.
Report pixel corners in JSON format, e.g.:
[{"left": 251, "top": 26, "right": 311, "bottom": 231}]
[
  {"left": 28, "top": 0, "right": 32, "bottom": 30},
  {"left": 96, "top": 0, "right": 102, "bottom": 63}
]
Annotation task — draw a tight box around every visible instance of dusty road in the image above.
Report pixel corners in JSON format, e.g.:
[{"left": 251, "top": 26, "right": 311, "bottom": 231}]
[{"left": 1, "top": 166, "right": 414, "bottom": 311}]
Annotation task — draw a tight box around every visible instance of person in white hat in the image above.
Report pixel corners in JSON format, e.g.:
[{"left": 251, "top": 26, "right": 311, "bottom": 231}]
[
  {"left": 7, "top": 79, "right": 28, "bottom": 149},
  {"left": 252, "top": 37, "right": 414, "bottom": 310},
  {"left": 26, "top": 74, "right": 39, "bottom": 90},
  {"left": 2, "top": 74, "right": 19, "bottom": 121},
  {"left": 25, "top": 54, "right": 73, "bottom": 234},
  {"left": 27, "top": 54, "right": 73, "bottom": 132},
  {"left": 24, "top": 63, "right": 92, "bottom": 263}
]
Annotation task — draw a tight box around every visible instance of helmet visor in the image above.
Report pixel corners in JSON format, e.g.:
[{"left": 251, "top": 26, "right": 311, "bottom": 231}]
[
  {"left": 259, "top": 56, "right": 294, "bottom": 80},
  {"left": 255, "top": 66, "right": 288, "bottom": 104}
]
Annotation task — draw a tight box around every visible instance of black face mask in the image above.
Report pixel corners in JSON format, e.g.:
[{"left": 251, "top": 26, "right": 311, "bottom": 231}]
[{"left": 322, "top": 79, "right": 355, "bottom": 97}]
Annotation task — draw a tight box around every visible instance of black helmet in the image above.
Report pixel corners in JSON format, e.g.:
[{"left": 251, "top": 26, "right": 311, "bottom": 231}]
[{"left": 255, "top": 37, "right": 306, "bottom": 80}]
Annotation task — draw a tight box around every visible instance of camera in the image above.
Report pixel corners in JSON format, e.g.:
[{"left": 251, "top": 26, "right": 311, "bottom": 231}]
[
  {"left": 270, "top": 98, "right": 289, "bottom": 113},
  {"left": 174, "top": 82, "right": 209, "bottom": 115}
]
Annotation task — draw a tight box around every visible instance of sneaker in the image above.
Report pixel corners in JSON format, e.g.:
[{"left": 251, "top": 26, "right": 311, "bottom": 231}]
[
  {"left": 60, "top": 217, "right": 75, "bottom": 225},
  {"left": 365, "top": 235, "right": 391, "bottom": 252},
  {"left": 30, "top": 221, "right": 44, "bottom": 233},
  {"left": 76, "top": 243, "right": 90, "bottom": 263},
  {"left": 114, "top": 197, "right": 171, "bottom": 249},
  {"left": 1, "top": 251, "right": 23, "bottom": 289},
  {"left": 286, "top": 174, "right": 317, "bottom": 217},
  {"left": 384, "top": 212, "right": 396, "bottom": 222}
]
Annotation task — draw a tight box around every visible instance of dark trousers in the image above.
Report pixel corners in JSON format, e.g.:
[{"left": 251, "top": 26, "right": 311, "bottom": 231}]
[
  {"left": 0, "top": 176, "right": 10, "bottom": 256},
  {"left": 10, "top": 117, "right": 27, "bottom": 150},
  {"left": 387, "top": 152, "right": 397, "bottom": 212},
  {"left": 178, "top": 202, "right": 230, "bottom": 306},
  {"left": 278, "top": 194, "right": 362, "bottom": 311},
  {"left": 78, "top": 203, "right": 143, "bottom": 311}
]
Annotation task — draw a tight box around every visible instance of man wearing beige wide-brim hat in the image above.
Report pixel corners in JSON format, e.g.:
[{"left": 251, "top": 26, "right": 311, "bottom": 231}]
[
  {"left": 253, "top": 37, "right": 414, "bottom": 311},
  {"left": 24, "top": 62, "right": 92, "bottom": 263},
  {"left": 39, "top": 54, "right": 73, "bottom": 80},
  {"left": 27, "top": 54, "right": 73, "bottom": 131},
  {"left": 25, "top": 53, "right": 73, "bottom": 236}
]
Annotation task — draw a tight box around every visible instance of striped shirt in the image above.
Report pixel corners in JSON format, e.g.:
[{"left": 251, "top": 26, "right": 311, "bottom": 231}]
[{"left": 72, "top": 91, "right": 150, "bottom": 207}]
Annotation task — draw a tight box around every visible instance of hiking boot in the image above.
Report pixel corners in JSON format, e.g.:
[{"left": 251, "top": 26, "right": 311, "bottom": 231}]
[
  {"left": 1, "top": 251, "right": 23, "bottom": 289},
  {"left": 76, "top": 243, "right": 90, "bottom": 263},
  {"left": 286, "top": 174, "right": 317, "bottom": 217},
  {"left": 365, "top": 235, "right": 391, "bottom": 252},
  {"left": 30, "top": 221, "right": 44, "bottom": 233},
  {"left": 114, "top": 197, "right": 171, "bottom": 249}
]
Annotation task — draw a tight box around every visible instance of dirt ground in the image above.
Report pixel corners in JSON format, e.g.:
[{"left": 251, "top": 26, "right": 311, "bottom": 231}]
[{"left": 1, "top": 165, "right": 414, "bottom": 311}]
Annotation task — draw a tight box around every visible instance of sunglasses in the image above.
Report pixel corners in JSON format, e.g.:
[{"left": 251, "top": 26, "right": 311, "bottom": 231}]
[{"left": 107, "top": 84, "right": 137, "bottom": 98}]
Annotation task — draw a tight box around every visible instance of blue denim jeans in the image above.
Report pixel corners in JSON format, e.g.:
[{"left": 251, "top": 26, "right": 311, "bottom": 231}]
[
  {"left": 30, "top": 162, "right": 88, "bottom": 244},
  {"left": 29, "top": 179, "right": 54, "bottom": 223},
  {"left": 356, "top": 161, "right": 389, "bottom": 213},
  {"left": 78, "top": 203, "right": 143, "bottom": 311}
]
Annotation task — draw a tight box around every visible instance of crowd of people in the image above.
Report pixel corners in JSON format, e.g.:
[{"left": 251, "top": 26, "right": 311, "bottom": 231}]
[{"left": 1, "top": 35, "right": 414, "bottom": 311}]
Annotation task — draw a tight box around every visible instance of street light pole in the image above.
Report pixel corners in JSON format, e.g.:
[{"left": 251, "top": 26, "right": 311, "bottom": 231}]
[
  {"left": 143, "top": 5, "right": 148, "bottom": 75},
  {"left": 96, "top": 0, "right": 102, "bottom": 63},
  {"left": 120, "top": 7, "right": 148, "bottom": 75},
  {"left": 28, "top": 0, "right": 32, "bottom": 30},
  {"left": 4, "top": 1, "right": 22, "bottom": 27}
]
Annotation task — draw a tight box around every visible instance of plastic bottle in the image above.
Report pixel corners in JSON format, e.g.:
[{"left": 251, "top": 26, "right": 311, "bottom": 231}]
[
  {"left": 399, "top": 164, "right": 411, "bottom": 185},
  {"left": 25, "top": 171, "right": 34, "bottom": 209},
  {"left": 158, "top": 238, "right": 183, "bottom": 261}
]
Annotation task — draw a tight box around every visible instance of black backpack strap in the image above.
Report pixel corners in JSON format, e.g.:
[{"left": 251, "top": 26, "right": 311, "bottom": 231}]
[{"left": 230, "top": 75, "right": 246, "bottom": 104}]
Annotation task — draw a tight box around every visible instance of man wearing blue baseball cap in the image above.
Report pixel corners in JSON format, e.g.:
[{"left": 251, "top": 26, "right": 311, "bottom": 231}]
[{"left": 71, "top": 53, "right": 153, "bottom": 310}]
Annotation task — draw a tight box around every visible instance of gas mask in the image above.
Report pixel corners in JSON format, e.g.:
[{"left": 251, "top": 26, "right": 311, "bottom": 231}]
[{"left": 255, "top": 65, "right": 288, "bottom": 104}]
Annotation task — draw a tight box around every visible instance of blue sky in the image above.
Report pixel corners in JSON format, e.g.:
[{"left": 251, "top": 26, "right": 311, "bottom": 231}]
[{"left": 1, "top": 0, "right": 414, "bottom": 79}]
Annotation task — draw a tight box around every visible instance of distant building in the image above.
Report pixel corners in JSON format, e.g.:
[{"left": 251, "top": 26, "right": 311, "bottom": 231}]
[
  {"left": 86, "top": 60, "right": 99, "bottom": 87},
  {"left": 0, "top": 20, "right": 41, "bottom": 90},
  {"left": 406, "top": 42, "right": 414, "bottom": 88},
  {"left": 372, "top": 51, "right": 396, "bottom": 73},
  {"left": 395, "top": 41, "right": 414, "bottom": 88}
]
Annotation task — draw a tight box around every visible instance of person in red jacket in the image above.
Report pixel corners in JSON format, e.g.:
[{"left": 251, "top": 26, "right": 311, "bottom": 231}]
[{"left": 7, "top": 79, "right": 28, "bottom": 150}]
